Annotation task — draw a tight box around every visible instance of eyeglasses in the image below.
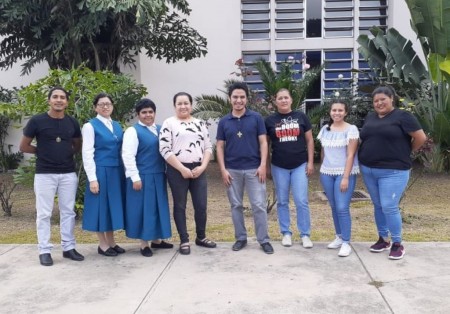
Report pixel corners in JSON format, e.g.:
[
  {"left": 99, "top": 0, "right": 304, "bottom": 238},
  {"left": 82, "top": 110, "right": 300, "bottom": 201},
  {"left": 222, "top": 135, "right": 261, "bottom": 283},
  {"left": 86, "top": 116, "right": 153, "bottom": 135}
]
[{"left": 97, "top": 102, "right": 113, "bottom": 108}]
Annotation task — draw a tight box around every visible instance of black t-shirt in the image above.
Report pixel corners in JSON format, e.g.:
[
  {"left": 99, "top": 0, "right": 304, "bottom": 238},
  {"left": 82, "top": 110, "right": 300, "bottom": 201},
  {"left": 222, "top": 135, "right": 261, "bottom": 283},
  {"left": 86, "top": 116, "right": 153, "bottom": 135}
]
[
  {"left": 358, "top": 109, "right": 422, "bottom": 170},
  {"left": 23, "top": 113, "right": 81, "bottom": 173},
  {"left": 265, "top": 110, "right": 312, "bottom": 169}
]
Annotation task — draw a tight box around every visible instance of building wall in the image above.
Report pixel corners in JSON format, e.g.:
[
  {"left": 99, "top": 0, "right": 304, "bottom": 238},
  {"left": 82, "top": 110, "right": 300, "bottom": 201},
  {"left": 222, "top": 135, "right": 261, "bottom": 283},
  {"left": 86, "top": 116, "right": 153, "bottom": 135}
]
[
  {"left": 139, "top": 0, "right": 242, "bottom": 125},
  {"left": 0, "top": 0, "right": 423, "bottom": 153}
]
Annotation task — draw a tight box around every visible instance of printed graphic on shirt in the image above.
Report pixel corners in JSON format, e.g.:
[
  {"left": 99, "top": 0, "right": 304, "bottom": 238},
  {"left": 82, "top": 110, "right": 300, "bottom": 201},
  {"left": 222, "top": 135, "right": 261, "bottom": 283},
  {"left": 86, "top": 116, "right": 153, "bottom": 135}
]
[{"left": 275, "top": 116, "right": 300, "bottom": 142}]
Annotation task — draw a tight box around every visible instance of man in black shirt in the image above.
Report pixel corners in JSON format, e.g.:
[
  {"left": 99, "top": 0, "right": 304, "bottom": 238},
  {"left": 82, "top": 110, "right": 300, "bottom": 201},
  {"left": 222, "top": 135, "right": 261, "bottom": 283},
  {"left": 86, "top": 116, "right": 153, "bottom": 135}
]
[{"left": 19, "top": 87, "right": 84, "bottom": 266}]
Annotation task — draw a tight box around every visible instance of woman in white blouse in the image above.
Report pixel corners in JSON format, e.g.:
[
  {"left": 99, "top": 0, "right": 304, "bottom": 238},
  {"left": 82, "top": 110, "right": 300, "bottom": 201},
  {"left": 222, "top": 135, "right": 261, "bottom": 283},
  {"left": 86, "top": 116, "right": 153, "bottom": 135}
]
[
  {"left": 159, "top": 92, "right": 216, "bottom": 255},
  {"left": 317, "top": 101, "right": 359, "bottom": 257},
  {"left": 82, "top": 93, "right": 125, "bottom": 257},
  {"left": 122, "top": 99, "right": 173, "bottom": 257}
]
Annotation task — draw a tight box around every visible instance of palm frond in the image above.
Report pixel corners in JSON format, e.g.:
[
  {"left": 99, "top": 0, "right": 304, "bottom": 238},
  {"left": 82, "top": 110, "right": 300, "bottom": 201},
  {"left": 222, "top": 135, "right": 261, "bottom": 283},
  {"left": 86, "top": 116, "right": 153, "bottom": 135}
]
[{"left": 193, "top": 94, "right": 230, "bottom": 120}]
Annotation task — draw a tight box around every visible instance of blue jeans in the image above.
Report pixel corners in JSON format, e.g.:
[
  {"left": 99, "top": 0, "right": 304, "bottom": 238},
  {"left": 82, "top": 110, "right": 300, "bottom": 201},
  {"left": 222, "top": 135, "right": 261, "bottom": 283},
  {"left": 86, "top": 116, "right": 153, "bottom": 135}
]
[
  {"left": 360, "top": 165, "right": 410, "bottom": 243},
  {"left": 226, "top": 168, "right": 270, "bottom": 244},
  {"left": 320, "top": 174, "right": 357, "bottom": 242},
  {"left": 271, "top": 163, "right": 311, "bottom": 237}
]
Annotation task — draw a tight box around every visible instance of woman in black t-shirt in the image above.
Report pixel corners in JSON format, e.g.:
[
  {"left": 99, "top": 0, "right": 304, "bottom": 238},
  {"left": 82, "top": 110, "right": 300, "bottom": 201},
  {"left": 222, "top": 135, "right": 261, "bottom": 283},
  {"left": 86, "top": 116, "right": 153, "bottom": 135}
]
[
  {"left": 359, "top": 86, "right": 426, "bottom": 260},
  {"left": 265, "top": 89, "right": 315, "bottom": 249}
]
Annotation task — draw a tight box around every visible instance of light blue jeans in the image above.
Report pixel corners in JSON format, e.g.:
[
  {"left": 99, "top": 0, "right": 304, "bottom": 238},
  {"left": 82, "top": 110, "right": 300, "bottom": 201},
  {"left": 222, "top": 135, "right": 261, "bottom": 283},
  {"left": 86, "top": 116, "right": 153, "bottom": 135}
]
[
  {"left": 360, "top": 165, "right": 410, "bottom": 243},
  {"left": 271, "top": 163, "right": 311, "bottom": 237},
  {"left": 320, "top": 174, "right": 357, "bottom": 242},
  {"left": 226, "top": 168, "right": 270, "bottom": 244}
]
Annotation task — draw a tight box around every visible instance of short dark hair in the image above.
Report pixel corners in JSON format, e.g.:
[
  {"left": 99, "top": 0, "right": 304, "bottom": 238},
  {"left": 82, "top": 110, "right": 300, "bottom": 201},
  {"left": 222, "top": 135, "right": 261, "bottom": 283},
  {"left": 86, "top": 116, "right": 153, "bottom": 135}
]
[
  {"left": 228, "top": 82, "right": 249, "bottom": 97},
  {"left": 135, "top": 98, "right": 156, "bottom": 114},
  {"left": 48, "top": 86, "right": 69, "bottom": 100},
  {"left": 173, "top": 92, "right": 193, "bottom": 106},
  {"left": 372, "top": 85, "right": 398, "bottom": 105},
  {"left": 93, "top": 93, "right": 114, "bottom": 106}
]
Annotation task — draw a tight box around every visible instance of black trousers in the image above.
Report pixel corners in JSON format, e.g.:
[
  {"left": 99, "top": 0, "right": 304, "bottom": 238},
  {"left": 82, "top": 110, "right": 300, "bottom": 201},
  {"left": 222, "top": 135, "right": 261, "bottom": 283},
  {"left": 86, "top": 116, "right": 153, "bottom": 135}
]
[{"left": 166, "top": 163, "right": 207, "bottom": 243}]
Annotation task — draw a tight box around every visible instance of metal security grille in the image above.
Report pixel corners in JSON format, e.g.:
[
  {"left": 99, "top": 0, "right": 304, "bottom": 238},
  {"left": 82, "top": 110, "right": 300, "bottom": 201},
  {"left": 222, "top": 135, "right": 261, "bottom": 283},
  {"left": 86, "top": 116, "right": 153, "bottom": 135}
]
[{"left": 316, "top": 189, "right": 371, "bottom": 202}]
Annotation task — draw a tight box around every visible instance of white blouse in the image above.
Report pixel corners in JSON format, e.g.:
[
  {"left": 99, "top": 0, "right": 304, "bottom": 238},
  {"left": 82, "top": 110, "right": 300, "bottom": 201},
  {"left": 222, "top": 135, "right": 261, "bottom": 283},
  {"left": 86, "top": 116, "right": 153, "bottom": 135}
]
[
  {"left": 81, "top": 114, "right": 113, "bottom": 182},
  {"left": 122, "top": 121, "right": 157, "bottom": 182},
  {"left": 317, "top": 124, "right": 360, "bottom": 176}
]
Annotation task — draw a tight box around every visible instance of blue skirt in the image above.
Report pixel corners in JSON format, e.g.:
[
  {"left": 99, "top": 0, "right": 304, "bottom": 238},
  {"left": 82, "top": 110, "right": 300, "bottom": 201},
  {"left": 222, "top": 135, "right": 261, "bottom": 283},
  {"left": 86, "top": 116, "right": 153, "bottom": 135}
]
[
  {"left": 125, "top": 173, "right": 172, "bottom": 240},
  {"left": 83, "top": 166, "right": 125, "bottom": 232}
]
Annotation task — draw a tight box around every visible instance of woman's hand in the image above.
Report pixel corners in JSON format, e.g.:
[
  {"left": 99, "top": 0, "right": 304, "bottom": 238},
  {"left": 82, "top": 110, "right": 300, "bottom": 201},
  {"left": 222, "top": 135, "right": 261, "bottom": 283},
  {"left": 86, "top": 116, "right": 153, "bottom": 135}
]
[
  {"left": 192, "top": 165, "right": 206, "bottom": 178},
  {"left": 340, "top": 177, "right": 349, "bottom": 192},
  {"left": 133, "top": 180, "right": 142, "bottom": 191},
  {"left": 180, "top": 166, "right": 194, "bottom": 179},
  {"left": 90, "top": 180, "right": 99, "bottom": 194},
  {"left": 306, "top": 162, "right": 314, "bottom": 177}
]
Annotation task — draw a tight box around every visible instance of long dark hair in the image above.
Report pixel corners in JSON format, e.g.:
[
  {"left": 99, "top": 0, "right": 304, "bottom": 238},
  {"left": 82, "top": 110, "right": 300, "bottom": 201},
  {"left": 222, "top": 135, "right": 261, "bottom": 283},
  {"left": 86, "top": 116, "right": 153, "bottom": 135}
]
[{"left": 326, "top": 101, "right": 349, "bottom": 131}]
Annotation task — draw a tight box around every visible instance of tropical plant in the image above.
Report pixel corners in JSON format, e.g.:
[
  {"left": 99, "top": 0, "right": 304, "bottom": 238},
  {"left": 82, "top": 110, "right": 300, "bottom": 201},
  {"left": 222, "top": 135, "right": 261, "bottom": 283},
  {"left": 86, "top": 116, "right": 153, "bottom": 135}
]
[
  {"left": 0, "top": 0, "right": 207, "bottom": 74},
  {"left": 0, "top": 66, "right": 147, "bottom": 214},
  {"left": 255, "top": 59, "right": 322, "bottom": 112},
  {"left": 357, "top": 20, "right": 450, "bottom": 172}
]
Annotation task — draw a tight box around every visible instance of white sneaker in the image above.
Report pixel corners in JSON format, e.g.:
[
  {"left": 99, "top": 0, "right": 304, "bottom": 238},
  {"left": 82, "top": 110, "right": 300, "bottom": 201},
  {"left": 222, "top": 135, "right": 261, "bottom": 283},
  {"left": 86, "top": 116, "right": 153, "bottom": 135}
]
[
  {"left": 301, "top": 236, "right": 313, "bottom": 248},
  {"left": 327, "top": 236, "right": 343, "bottom": 249},
  {"left": 281, "top": 234, "right": 292, "bottom": 247},
  {"left": 338, "top": 243, "right": 352, "bottom": 257}
]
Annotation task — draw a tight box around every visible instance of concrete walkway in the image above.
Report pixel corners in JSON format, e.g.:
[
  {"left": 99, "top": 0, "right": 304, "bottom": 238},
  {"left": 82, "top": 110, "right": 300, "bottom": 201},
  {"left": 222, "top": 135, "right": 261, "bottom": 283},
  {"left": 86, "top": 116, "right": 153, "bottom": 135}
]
[{"left": 0, "top": 242, "right": 449, "bottom": 314}]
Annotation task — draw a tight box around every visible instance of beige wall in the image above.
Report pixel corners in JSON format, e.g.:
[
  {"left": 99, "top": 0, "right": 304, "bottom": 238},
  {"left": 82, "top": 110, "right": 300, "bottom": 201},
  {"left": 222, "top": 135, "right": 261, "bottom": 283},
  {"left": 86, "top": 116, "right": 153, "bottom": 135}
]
[{"left": 138, "top": 0, "right": 242, "bottom": 125}]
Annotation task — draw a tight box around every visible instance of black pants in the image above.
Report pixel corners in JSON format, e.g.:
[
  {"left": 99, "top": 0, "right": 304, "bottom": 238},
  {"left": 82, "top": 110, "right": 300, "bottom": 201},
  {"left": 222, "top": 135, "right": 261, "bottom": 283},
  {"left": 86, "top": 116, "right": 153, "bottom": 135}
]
[{"left": 166, "top": 163, "right": 207, "bottom": 243}]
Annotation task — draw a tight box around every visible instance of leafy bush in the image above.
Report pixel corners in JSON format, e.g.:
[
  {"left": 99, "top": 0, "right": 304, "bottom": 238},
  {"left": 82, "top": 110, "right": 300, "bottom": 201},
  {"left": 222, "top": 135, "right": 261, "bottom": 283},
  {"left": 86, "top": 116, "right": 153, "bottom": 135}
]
[{"left": 1, "top": 66, "right": 147, "bottom": 215}]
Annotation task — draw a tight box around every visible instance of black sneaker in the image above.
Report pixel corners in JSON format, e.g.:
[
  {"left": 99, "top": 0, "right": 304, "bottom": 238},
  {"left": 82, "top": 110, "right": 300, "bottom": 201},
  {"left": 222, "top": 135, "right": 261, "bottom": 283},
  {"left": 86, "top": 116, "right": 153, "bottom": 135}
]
[
  {"left": 232, "top": 240, "right": 247, "bottom": 251},
  {"left": 261, "top": 242, "right": 274, "bottom": 254}
]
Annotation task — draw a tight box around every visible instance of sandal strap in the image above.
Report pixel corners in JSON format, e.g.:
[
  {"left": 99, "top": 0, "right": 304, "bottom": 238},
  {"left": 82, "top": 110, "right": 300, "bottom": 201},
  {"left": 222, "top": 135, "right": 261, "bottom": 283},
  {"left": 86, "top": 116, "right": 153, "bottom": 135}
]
[
  {"left": 198, "top": 238, "right": 213, "bottom": 244},
  {"left": 180, "top": 243, "right": 190, "bottom": 248}
]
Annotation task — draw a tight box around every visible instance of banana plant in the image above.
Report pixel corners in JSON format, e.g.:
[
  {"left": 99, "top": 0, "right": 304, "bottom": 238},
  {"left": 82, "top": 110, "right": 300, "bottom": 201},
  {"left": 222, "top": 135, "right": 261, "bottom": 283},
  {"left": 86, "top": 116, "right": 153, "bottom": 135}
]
[{"left": 357, "top": 0, "right": 450, "bottom": 172}]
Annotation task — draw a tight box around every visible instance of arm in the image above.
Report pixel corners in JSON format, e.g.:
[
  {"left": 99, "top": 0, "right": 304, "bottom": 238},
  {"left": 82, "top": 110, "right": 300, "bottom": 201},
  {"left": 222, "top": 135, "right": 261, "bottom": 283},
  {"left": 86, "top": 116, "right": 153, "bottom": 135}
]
[
  {"left": 255, "top": 134, "right": 267, "bottom": 183},
  {"left": 72, "top": 137, "right": 81, "bottom": 154},
  {"left": 305, "top": 130, "right": 315, "bottom": 176},
  {"left": 19, "top": 136, "right": 36, "bottom": 154},
  {"left": 266, "top": 135, "right": 272, "bottom": 180},
  {"left": 410, "top": 129, "right": 427, "bottom": 152},
  {"left": 122, "top": 127, "right": 142, "bottom": 191},
  {"left": 192, "top": 121, "right": 213, "bottom": 178},
  {"left": 340, "top": 139, "right": 358, "bottom": 192},
  {"left": 216, "top": 139, "right": 232, "bottom": 186},
  {"left": 81, "top": 123, "right": 99, "bottom": 194}
]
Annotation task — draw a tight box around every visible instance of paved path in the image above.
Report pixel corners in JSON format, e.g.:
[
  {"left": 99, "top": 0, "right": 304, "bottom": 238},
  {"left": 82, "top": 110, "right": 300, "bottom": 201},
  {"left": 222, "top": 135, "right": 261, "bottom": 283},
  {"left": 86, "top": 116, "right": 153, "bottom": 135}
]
[{"left": 1, "top": 242, "right": 449, "bottom": 313}]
